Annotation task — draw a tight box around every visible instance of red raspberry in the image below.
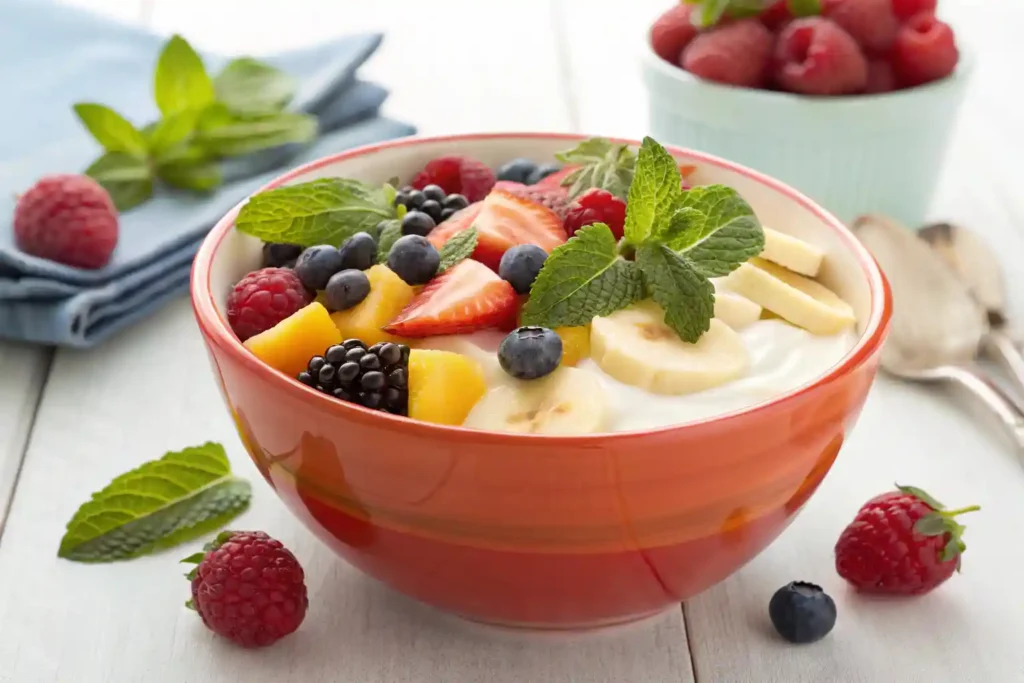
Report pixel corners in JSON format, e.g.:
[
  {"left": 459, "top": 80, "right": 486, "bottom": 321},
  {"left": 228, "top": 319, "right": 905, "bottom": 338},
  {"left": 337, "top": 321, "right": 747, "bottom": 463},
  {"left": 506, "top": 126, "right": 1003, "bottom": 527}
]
[
  {"left": 682, "top": 19, "right": 774, "bottom": 88},
  {"left": 185, "top": 531, "right": 308, "bottom": 648},
  {"left": 563, "top": 189, "right": 627, "bottom": 240},
  {"left": 823, "top": 0, "right": 899, "bottom": 53},
  {"left": 774, "top": 18, "right": 868, "bottom": 95},
  {"left": 492, "top": 181, "right": 571, "bottom": 221},
  {"left": 650, "top": 4, "right": 698, "bottom": 64},
  {"left": 227, "top": 267, "right": 313, "bottom": 341},
  {"left": 760, "top": 1, "right": 792, "bottom": 31},
  {"left": 834, "top": 485, "right": 979, "bottom": 595},
  {"left": 13, "top": 174, "right": 118, "bottom": 269},
  {"left": 411, "top": 156, "right": 495, "bottom": 202},
  {"left": 892, "top": 12, "right": 959, "bottom": 87},
  {"left": 865, "top": 58, "right": 897, "bottom": 93},
  {"left": 892, "top": 0, "right": 936, "bottom": 21}
]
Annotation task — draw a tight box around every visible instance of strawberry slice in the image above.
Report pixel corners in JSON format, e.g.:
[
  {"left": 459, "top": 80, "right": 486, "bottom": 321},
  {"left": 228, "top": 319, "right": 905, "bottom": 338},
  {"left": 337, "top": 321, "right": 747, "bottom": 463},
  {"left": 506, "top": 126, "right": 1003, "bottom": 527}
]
[
  {"left": 429, "top": 189, "right": 565, "bottom": 271},
  {"left": 384, "top": 259, "right": 518, "bottom": 337}
]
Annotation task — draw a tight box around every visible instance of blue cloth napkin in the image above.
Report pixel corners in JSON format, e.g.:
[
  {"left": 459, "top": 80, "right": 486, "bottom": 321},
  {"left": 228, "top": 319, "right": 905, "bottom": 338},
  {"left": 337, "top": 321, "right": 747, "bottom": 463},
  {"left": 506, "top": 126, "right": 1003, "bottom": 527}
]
[{"left": 0, "top": 0, "right": 416, "bottom": 348}]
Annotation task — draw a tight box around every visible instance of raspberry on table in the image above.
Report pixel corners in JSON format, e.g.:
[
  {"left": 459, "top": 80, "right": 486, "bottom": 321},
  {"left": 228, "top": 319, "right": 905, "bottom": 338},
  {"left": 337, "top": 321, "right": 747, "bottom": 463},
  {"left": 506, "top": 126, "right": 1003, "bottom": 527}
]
[
  {"left": 681, "top": 19, "right": 774, "bottom": 89},
  {"left": 892, "top": 12, "right": 959, "bottom": 87},
  {"left": 563, "top": 188, "right": 627, "bottom": 240},
  {"left": 773, "top": 17, "right": 868, "bottom": 96},
  {"left": 650, "top": 4, "right": 698, "bottom": 64},
  {"left": 13, "top": 174, "right": 119, "bottom": 269},
  {"left": 184, "top": 531, "right": 308, "bottom": 648},
  {"left": 823, "top": 0, "right": 900, "bottom": 54},
  {"left": 411, "top": 156, "right": 496, "bottom": 203},
  {"left": 227, "top": 267, "right": 313, "bottom": 341},
  {"left": 299, "top": 339, "right": 410, "bottom": 414}
]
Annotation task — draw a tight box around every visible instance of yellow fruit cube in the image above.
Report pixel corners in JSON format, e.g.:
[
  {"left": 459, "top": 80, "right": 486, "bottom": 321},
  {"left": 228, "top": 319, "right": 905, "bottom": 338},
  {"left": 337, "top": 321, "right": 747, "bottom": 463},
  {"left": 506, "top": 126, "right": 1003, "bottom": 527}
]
[
  {"left": 408, "top": 350, "right": 487, "bottom": 426},
  {"left": 243, "top": 302, "right": 342, "bottom": 377},
  {"left": 330, "top": 265, "right": 416, "bottom": 346},
  {"left": 556, "top": 325, "right": 591, "bottom": 366}
]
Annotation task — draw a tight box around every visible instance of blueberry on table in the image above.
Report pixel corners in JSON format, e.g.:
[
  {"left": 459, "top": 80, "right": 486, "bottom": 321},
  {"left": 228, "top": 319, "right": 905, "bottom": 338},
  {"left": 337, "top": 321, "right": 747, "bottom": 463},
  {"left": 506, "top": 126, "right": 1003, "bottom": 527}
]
[
  {"left": 497, "top": 158, "right": 539, "bottom": 184},
  {"left": 401, "top": 210, "right": 437, "bottom": 237},
  {"left": 499, "top": 326, "right": 563, "bottom": 380},
  {"left": 262, "top": 242, "right": 303, "bottom": 268},
  {"left": 387, "top": 235, "right": 440, "bottom": 285},
  {"left": 294, "top": 245, "right": 345, "bottom": 291},
  {"left": 338, "top": 231, "right": 377, "bottom": 271},
  {"left": 499, "top": 244, "right": 548, "bottom": 294},
  {"left": 325, "top": 269, "right": 371, "bottom": 311},
  {"left": 526, "top": 163, "right": 562, "bottom": 185},
  {"left": 768, "top": 582, "right": 837, "bottom": 644}
]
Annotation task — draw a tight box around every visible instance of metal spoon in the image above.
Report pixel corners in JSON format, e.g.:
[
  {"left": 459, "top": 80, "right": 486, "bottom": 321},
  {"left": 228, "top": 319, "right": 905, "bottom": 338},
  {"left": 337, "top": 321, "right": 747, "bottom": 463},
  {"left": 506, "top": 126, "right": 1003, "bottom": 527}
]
[
  {"left": 852, "top": 214, "right": 1024, "bottom": 454},
  {"left": 918, "top": 221, "right": 1024, "bottom": 397}
]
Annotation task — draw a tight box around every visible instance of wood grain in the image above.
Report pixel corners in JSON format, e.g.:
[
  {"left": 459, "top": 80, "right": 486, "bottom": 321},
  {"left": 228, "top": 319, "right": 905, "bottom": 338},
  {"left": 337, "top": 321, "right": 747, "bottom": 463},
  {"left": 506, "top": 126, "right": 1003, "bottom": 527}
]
[{"left": 0, "top": 344, "right": 50, "bottom": 532}]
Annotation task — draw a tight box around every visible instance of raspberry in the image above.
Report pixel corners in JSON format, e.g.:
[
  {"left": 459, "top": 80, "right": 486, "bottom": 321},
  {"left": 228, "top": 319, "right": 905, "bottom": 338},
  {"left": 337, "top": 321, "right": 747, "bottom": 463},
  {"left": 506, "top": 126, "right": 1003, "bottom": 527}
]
[
  {"left": 834, "top": 485, "right": 979, "bottom": 595},
  {"left": 227, "top": 267, "right": 313, "bottom": 341},
  {"left": 892, "top": 13, "right": 959, "bottom": 87},
  {"left": 892, "top": 0, "right": 936, "bottom": 21},
  {"left": 681, "top": 19, "right": 774, "bottom": 88},
  {"left": 650, "top": 4, "right": 698, "bottom": 64},
  {"left": 760, "top": 1, "right": 792, "bottom": 31},
  {"left": 563, "top": 189, "right": 627, "bottom": 240},
  {"left": 823, "top": 0, "right": 899, "bottom": 53},
  {"left": 865, "top": 58, "right": 896, "bottom": 93},
  {"left": 185, "top": 531, "right": 308, "bottom": 648},
  {"left": 774, "top": 18, "right": 868, "bottom": 96},
  {"left": 411, "top": 156, "right": 495, "bottom": 203},
  {"left": 13, "top": 174, "right": 118, "bottom": 269},
  {"left": 493, "top": 181, "right": 571, "bottom": 221}
]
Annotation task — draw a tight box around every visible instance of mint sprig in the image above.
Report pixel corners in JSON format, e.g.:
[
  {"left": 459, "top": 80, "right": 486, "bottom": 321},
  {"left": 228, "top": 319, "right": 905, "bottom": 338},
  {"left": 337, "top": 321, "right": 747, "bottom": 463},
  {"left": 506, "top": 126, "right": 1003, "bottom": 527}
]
[
  {"left": 437, "top": 227, "right": 478, "bottom": 273},
  {"left": 376, "top": 219, "right": 402, "bottom": 264},
  {"left": 636, "top": 243, "right": 714, "bottom": 342},
  {"left": 659, "top": 185, "right": 764, "bottom": 277},
  {"left": 57, "top": 442, "right": 251, "bottom": 563},
  {"left": 555, "top": 138, "right": 637, "bottom": 200},
  {"left": 683, "top": 0, "right": 821, "bottom": 27}
]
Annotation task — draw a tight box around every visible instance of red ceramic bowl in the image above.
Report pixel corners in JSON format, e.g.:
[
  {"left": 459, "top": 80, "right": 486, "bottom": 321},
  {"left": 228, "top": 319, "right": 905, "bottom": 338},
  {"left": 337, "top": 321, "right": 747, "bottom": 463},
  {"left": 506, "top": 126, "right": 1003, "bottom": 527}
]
[{"left": 191, "top": 133, "right": 891, "bottom": 629}]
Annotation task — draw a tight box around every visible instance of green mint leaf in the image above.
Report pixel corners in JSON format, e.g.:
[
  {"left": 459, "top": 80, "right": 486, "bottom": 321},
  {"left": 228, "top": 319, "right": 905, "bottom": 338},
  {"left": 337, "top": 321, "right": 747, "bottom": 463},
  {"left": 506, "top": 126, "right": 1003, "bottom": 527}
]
[
  {"left": 146, "top": 109, "right": 200, "bottom": 155},
  {"left": 157, "top": 157, "right": 222, "bottom": 193},
  {"left": 376, "top": 219, "right": 402, "bottom": 264},
  {"left": 787, "top": 0, "right": 821, "bottom": 17},
  {"left": 555, "top": 138, "right": 636, "bottom": 200},
  {"left": 623, "top": 136, "right": 683, "bottom": 244},
  {"left": 72, "top": 103, "right": 147, "bottom": 156},
  {"left": 85, "top": 153, "right": 153, "bottom": 211},
  {"left": 521, "top": 223, "right": 644, "bottom": 328},
  {"left": 196, "top": 101, "right": 233, "bottom": 132},
  {"left": 437, "top": 227, "right": 478, "bottom": 273},
  {"left": 154, "top": 35, "right": 215, "bottom": 116},
  {"left": 661, "top": 185, "right": 764, "bottom": 277},
  {"left": 236, "top": 178, "right": 398, "bottom": 247},
  {"left": 196, "top": 112, "right": 318, "bottom": 157},
  {"left": 213, "top": 57, "right": 297, "bottom": 116},
  {"left": 636, "top": 243, "right": 714, "bottom": 343},
  {"left": 57, "top": 442, "right": 251, "bottom": 563},
  {"left": 691, "top": 0, "right": 732, "bottom": 27}
]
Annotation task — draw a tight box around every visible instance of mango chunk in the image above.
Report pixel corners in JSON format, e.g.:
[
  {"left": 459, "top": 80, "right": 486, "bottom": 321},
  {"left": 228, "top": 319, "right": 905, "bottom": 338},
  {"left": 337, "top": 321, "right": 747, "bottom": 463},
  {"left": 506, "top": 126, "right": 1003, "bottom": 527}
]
[
  {"left": 407, "top": 350, "right": 487, "bottom": 426},
  {"left": 330, "top": 265, "right": 416, "bottom": 346},
  {"left": 556, "top": 325, "right": 591, "bottom": 366},
  {"left": 244, "top": 302, "right": 342, "bottom": 377}
]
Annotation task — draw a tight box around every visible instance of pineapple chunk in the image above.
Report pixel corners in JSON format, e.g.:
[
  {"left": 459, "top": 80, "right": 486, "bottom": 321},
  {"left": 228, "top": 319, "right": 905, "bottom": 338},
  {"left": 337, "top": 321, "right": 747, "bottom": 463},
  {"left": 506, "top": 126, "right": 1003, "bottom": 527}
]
[
  {"left": 243, "top": 302, "right": 342, "bottom": 377},
  {"left": 408, "top": 350, "right": 487, "bottom": 426},
  {"left": 331, "top": 265, "right": 415, "bottom": 346}
]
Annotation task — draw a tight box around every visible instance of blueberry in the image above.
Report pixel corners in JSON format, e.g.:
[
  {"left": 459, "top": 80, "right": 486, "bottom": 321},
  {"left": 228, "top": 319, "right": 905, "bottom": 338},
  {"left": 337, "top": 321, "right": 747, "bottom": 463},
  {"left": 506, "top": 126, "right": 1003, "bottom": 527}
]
[
  {"left": 498, "top": 244, "right": 548, "bottom": 295},
  {"left": 422, "top": 184, "right": 447, "bottom": 202},
  {"left": 338, "top": 231, "right": 377, "bottom": 271},
  {"left": 443, "top": 194, "right": 469, "bottom": 211},
  {"left": 324, "top": 269, "right": 371, "bottom": 311},
  {"left": 262, "top": 242, "right": 303, "bottom": 268},
  {"left": 387, "top": 235, "right": 440, "bottom": 285},
  {"left": 406, "top": 190, "right": 425, "bottom": 210},
  {"left": 401, "top": 210, "right": 437, "bottom": 237},
  {"left": 294, "top": 245, "right": 344, "bottom": 290},
  {"left": 420, "top": 199, "right": 443, "bottom": 223},
  {"left": 440, "top": 208, "right": 456, "bottom": 222},
  {"left": 768, "top": 582, "right": 837, "bottom": 644},
  {"left": 394, "top": 191, "right": 410, "bottom": 207},
  {"left": 499, "top": 327, "right": 563, "bottom": 380},
  {"left": 497, "top": 158, "right": 539, "bottom": 184},
  {"left": 526, "top": 163, "right": 562, "bottom": 185}
]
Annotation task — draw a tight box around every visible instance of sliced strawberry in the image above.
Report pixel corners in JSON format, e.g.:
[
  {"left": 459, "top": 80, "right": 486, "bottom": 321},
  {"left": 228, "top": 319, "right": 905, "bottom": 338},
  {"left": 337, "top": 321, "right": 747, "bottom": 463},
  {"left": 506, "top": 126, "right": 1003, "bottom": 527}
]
[
  {"left": 384, "top": 259, "right": 518, "bottom": 337},
  {"left": 428, "top": 201, "right": 484, "bottom": 251}
]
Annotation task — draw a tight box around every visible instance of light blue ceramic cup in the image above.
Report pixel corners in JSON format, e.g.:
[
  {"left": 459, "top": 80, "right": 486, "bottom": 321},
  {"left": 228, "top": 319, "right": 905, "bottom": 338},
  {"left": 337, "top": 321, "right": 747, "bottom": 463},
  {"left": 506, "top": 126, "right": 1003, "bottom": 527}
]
[{"left": 641, "top": 39, "right": 972, "bottom": 227}]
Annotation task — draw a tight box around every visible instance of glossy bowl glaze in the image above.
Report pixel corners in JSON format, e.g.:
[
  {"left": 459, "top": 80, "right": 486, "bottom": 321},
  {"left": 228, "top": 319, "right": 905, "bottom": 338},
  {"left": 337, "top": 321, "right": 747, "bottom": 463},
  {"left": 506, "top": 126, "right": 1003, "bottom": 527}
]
[{"left": 191, "top": 133, "right": 892, "bottom": 629}]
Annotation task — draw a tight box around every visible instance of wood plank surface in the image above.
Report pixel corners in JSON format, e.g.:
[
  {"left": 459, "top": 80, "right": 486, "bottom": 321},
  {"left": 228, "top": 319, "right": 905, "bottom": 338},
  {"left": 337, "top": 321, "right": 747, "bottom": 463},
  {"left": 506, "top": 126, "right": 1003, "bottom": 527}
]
[{"left": 0, "top": 345, "right": 50, "bottom": 532}]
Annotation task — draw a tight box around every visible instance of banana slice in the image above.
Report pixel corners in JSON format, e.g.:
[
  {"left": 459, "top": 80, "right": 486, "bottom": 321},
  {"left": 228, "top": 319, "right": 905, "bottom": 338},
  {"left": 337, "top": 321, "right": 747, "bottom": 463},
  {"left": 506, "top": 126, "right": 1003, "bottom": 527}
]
[
  {"left": 712, "top": 279, "right": 762, "bottom": 330},
  {"left": 462, "top": 366, "right": 610, "bottom": 435},
  {"left": 723, "top": 258, "right": 856, "bottom": 336},
  {"left": 761, "top": 227, "right": 824, "bottom": 277},
  {"left": 590, "top": 300, "right": 749, "bottom": 395}
]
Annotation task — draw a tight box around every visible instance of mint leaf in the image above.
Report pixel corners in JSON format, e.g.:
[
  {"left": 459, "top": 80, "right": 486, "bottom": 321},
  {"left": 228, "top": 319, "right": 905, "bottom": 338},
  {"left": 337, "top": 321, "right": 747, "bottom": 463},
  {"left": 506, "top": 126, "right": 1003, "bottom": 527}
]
[
  {"left": 57, "top": 442, "right": 251, "bottom": 563},
  {"left": 555, "top": 138, "right": 636, "bottom": 200},
  {"left": 236, "top": 178, "right": 398, "bottom": 247},
  {"left": 146, "top": 109, "right": 199, "bottom": 155},
  {"left": 157, "top": 157, "right": 222, "bottom": 192},
  {"left": 73, "top": 103, "right": 147, "bottom": 156},
  {"left": 691, "top": 0, "right": 732, "bottom": 27},
  {"left": 660, "top": 185, "right": 764, "bottom": 277},
  {"left": 376, "top": 219, "right": 402, "bottom": 263},
  {"left": 521, "top": 223, "right": 643, "bottom": 328},
  {"left": 85, "top": 153, "right": 153, "bottom": 211},
  {"left": 636, "top": 243, "right": 714, "bottom": 343},
  {"left": 196, "top": 112, "right": 318, "bottom": 157},
  {"left": 787, "top": 0, "right": 821, "bottom": 17},
  {"left": 623, "top": 137, "right": 683, "bottom": 244},
  {"left": 214, "top": 57, "right": 297, "bottom": 115},
  {"left": 154, "top": 35, "right": 215, "bottom": 116},
  {"left": 438, "top": 227, "right": 478, "bottom": 273}
]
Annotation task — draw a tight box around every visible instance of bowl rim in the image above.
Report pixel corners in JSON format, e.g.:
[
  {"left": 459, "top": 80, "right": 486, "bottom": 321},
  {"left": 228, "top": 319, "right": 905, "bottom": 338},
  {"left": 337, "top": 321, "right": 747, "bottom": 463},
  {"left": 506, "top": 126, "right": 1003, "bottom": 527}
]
[{"left": 190, "top": 132, "right": 892, "bottom": 444}]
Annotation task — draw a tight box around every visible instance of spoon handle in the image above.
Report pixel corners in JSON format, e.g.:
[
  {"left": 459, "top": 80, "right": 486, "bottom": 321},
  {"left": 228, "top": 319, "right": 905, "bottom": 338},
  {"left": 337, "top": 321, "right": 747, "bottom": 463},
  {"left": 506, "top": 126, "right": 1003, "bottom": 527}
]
[
  {"left": 940, "top": 364, "right": 1024, "bottom": 453},
  {"left": 983, "top": 329, "right": 1024, "bottom": 400}
]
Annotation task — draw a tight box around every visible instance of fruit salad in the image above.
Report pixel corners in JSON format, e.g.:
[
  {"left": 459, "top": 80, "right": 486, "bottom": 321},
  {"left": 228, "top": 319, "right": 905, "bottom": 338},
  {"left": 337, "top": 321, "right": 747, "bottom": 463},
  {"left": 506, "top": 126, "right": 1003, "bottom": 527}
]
[{"left": 226, "top": 136, "right": 858, "bottom": 435}]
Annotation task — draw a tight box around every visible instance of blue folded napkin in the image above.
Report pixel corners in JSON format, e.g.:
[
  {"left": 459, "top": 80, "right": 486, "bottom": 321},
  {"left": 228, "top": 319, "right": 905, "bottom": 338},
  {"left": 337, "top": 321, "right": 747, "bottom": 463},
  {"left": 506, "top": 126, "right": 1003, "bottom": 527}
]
[{"left": 0, "top": 0, "right": 416, "bottom": 348}]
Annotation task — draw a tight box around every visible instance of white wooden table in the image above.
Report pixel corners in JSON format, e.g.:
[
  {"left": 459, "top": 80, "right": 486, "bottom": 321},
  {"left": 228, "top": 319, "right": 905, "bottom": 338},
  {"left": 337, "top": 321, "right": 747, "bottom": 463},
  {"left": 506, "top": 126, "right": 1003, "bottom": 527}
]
[{"left": 2, "top": 1, "right": 1023, "bottom": 681}]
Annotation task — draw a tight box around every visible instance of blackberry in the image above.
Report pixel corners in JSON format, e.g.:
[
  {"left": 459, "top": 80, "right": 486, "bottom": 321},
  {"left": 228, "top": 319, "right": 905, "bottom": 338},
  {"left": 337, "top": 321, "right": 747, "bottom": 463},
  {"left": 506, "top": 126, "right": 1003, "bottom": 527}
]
[
  {"left": 300, "top": 340, "right": 410, "bottom": 415},
  {"left": 394, "top": 184, "right": 468, "bottom": 225}
]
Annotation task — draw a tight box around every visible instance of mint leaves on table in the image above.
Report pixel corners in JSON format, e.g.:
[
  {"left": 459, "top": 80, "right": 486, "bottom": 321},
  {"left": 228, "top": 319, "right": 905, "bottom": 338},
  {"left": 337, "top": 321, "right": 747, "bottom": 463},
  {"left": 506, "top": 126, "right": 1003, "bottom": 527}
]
[
  {"left": 74, "top": 34, "right": 316, "bottom": 212},
  {"left": 682, "top": 0, "right": 820, "bottom": 28},
  {"left": 523, "top": 137, "right": 763, "bottom": 343},
  {"left": 57, "top": 442, "right": 251, "bottom": 563},
  {"left": 555, "top": 138, "right": 637, "bottom": 200}
]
